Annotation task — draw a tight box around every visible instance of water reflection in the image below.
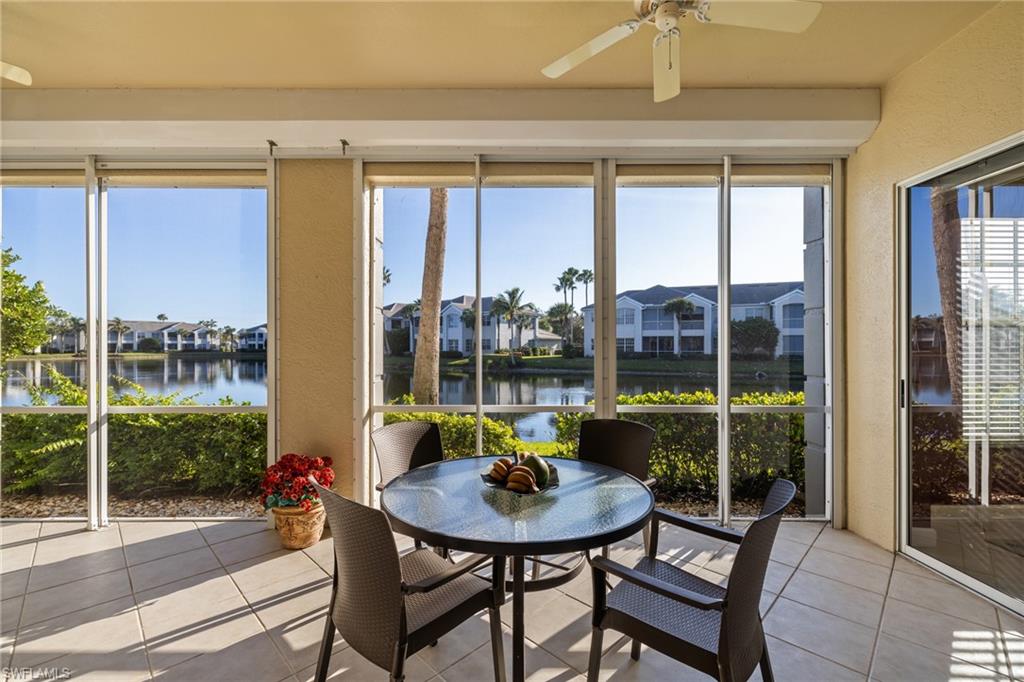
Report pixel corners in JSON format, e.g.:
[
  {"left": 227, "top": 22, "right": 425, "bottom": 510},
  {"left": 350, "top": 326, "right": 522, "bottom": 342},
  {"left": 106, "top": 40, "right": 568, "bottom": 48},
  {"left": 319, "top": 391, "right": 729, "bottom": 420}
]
[{"left": 3, "top": 356, "right": 268, "bottom": 405}]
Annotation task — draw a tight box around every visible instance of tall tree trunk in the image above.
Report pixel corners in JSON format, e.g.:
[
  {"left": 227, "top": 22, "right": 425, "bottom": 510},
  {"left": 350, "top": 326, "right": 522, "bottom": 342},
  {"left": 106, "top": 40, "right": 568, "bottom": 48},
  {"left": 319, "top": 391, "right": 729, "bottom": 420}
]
[
  {"left": 932, "top": 187, "right": 962, "bottom": 405},
  {"left": 412, "top": 188, "right": 448, "bottom": 404}
]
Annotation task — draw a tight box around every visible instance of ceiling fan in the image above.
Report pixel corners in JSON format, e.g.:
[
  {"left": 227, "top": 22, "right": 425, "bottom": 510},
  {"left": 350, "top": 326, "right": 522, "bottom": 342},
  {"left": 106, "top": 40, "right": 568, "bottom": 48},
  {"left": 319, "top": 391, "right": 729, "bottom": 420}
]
[
  {"left": 1, "top": 62, "right": 32, "bottom": 87},
  {"left": 542, "top": 0, "right": 822, "bottom": 103}
]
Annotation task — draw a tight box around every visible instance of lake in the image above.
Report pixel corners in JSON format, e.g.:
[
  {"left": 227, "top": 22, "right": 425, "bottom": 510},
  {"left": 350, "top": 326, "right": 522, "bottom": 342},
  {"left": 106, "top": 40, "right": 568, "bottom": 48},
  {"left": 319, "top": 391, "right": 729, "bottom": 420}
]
[{"left": 4, "top": 357, "right": 804, "bottom": 441}]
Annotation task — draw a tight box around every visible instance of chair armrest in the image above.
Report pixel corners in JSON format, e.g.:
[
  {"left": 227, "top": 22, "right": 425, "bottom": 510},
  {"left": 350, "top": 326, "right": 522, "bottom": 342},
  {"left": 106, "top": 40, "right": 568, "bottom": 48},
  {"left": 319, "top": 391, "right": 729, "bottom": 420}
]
[
  {"left": 653, "top": 508, "right": 744, "bottom": 544},
  {"left": 402, "top": 553, "right": 492, "bottom": 594},
  {"left": 590, "top": 556, "right": 723, "bottom": 611},
  {"left": 642, "top": 477, "right": 657, "bottom": 489},
  {"left": 374, "top": 482, "right": 385, "bottom": 492}
]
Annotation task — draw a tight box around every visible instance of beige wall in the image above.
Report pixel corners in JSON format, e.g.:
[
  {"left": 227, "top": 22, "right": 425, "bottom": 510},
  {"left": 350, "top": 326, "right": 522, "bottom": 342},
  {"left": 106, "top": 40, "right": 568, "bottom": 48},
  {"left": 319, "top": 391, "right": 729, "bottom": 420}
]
[
  {"left": 845, "top": 2, "right": 1024, "bottom": 550},
  {"left": 278, "top": 159, "right": 356, "bottom": 496}
]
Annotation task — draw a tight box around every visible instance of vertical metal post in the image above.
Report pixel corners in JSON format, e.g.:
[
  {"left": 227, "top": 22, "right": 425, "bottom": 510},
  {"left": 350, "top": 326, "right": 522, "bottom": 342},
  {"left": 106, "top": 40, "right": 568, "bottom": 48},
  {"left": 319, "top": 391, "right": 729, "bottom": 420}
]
[
  {"left": 830, "top": 158, "right": 846, "bottom": 528},
  {"left": 475, "top": 156, "right": 484, "bottom": 455},
  {"left": 718, "top": 155, "right": 732, "bottom": 526},
  {"left": 97, "top": 175, "right": 110, "bottom": 527},
  {"left": 266, "top": 156, "right": 278, "bottom": 470},
  {"left": 595, "top": 159, "right": 617, "bottom": 419},
  {"left": 84, "top": 156, "right": 99, "bottom": 530}
]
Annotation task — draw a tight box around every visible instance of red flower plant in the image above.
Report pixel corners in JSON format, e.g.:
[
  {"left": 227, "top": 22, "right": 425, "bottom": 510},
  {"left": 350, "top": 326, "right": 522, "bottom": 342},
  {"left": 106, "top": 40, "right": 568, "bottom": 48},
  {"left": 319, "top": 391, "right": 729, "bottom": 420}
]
[{"left": 260, "top": 453, "right": 335, "bottom": 511}]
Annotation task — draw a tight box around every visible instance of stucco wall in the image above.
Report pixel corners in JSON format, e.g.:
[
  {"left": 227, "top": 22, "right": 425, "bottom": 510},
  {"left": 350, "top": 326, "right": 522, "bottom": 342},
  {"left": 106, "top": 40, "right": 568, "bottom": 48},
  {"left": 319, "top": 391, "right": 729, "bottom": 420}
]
[
  {"left": 845, "top": 1, "right": 1024, "bottom": 550},
  {"left": 278, "top": 159, "right": 355, "bottom": 495}
]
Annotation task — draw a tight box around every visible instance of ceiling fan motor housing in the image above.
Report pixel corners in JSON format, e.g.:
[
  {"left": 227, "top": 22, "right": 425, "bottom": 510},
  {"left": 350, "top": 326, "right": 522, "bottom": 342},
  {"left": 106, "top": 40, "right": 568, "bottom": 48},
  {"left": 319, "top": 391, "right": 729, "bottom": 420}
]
[{"left": 654, "top": 2, "right": 684, "bottom": 31}]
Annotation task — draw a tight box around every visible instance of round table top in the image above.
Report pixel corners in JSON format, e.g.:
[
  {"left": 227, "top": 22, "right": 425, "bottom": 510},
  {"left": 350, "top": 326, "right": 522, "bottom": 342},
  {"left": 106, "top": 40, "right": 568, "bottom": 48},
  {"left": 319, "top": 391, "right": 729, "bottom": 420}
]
[{"left": 380, "top": 456, "right": 655, "bottom": 556}]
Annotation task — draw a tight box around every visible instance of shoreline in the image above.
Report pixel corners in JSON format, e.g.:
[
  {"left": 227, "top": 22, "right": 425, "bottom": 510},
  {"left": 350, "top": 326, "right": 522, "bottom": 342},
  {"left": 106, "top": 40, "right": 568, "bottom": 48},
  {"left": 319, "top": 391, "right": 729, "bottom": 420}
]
[{"left": 11, "top": 351, "right": 268, "bottom": 361}]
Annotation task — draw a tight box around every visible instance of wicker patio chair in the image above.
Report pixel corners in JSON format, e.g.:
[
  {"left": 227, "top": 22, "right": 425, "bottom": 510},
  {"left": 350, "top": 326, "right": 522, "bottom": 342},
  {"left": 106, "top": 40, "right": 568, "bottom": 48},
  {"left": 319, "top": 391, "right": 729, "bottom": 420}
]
[
  {"left": 371, "top": 421, "right": 444, "bottom": 492},
  {"left": 585, "top": 478, "right": 797, "bottom": 682},
  {"left": 310, "top": 479, "right": 506, "bottom": 682}
]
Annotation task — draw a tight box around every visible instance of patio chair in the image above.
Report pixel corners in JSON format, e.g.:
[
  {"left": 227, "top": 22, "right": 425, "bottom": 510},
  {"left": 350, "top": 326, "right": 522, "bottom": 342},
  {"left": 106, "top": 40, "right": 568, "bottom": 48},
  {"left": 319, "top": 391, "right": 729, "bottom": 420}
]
[
  {"left": 371, "top": 421, "right": 444, "bottom": 492},
  {"left": 310, "top": 479, "right": 507, "bottom": 682},
  {"left": 529, "top": 418, "right": 656, "bottom": 580},
  {"left": 585, "top": 478, "right": 796, "bottom": 682}
]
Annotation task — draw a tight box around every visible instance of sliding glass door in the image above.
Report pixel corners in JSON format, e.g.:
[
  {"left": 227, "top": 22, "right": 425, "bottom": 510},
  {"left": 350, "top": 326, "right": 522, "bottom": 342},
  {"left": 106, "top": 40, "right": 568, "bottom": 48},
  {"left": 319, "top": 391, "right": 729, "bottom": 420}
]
[{"left": 901, "top": 141, "right": 1024, "bottom": 612}]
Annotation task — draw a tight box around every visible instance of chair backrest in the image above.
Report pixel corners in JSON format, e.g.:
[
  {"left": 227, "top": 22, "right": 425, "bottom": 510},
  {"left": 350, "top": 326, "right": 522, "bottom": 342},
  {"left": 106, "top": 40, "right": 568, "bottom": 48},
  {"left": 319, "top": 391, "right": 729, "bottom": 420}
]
[
  {"left": 311, "top": 480, "right": 404, "bottom": 671},
  {"left": 577, "top": 418, "right": 655, "bottom": 481},
  {"left": 371, "top": 421, "right": 444, "bottom": 488},
  {"left": 720, "top": 478, "right": 796, "bottom": 681}
]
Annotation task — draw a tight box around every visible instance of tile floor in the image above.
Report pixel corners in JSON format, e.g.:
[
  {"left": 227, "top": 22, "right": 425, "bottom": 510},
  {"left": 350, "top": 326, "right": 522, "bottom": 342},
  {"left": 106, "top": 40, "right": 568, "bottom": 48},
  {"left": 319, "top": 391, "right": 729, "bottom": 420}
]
[{"left": 1, "top": 519, "right": 1021, "bottom": 681}]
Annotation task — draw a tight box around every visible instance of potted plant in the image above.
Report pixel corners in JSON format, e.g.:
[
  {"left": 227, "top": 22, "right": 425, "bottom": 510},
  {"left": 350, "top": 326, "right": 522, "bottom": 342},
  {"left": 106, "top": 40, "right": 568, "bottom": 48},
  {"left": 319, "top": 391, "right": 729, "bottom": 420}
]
[{"left": 260, "top": 453, "right": 335, "bottom": 549}]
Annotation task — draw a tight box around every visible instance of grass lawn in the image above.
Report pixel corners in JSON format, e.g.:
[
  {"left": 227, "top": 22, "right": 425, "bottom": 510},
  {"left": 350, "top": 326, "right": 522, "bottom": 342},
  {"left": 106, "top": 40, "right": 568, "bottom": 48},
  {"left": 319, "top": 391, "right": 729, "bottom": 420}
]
[{"left": 384, "top": 353, "right": 801, "bottom": 376}]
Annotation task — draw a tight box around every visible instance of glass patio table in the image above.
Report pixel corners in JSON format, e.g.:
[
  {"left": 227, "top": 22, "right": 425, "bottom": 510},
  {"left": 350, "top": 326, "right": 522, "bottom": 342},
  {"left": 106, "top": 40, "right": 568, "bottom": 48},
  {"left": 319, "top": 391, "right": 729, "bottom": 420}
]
[{"left": 380, "top": 455, "right": 655, "bottom": 682}]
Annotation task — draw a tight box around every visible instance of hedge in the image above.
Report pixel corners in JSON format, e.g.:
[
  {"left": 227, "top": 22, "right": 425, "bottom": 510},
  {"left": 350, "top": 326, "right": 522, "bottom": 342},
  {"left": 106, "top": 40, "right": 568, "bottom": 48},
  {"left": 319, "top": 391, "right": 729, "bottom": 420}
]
[{"left": 1, "top": 365, "right": 266, "bottom": 497}]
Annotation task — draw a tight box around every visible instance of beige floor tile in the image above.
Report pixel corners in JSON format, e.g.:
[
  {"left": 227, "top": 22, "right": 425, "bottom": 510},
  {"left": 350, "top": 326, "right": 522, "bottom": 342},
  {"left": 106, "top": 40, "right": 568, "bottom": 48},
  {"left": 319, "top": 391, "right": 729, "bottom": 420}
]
[
  {"left": 301, "top": 537, "right": 334, "bottom": 574},
  {"left": 1, "top": 596, "right": 22, "bottom": 634},
  {"left": 128, "top": 546, "right": 221, "bottom": 593},
  {"left": 135, "top": 569, "right": 247, "bottom": 638},
  {"left": 996, "top": 610, "right": 1022, "bottom": 680},
  {"left": 38, "top": 652, "right": 150, "bottom": 681},
  {"left": 782, "top": 570, "right": 885, "bottom": 628},
  {"left": 120, "top": 521, "right": 205, "bottom": 566},
  {"left": 145, "top": 608, "right": 267, "bottom": 674},
  {"left": 251, "top": 581, "right": 345, "bottom": 672},
  {"left": 415, "top": 611, "right": 495, "bottom": 674},
  {"left": 750, "top": 635, "right": 865, "bottom": 682},
  {"left": 209, "top": 529, "right": 283, "bottom": 566},
  {"left": 20, "top": 568, "right": 132, "bottom": 627},
  {"left": 770, "top": 537, "right": 812, "bottom": 567},
  {"left": 37, "top": 521, "right": 94, "bottom": 539},
  {"left": 889, "top": 571, "right": 999, "bottom": 628},
  {"left": 764, "top": 597, "right": 876, "bottom": 673},
  {"left": 13, "top": 595, "right": 143, "bottom": 670},
  {"left": 653, "top": 524, "right": 726, "bottom": 568},
  {"left": 762, "top": 560, "right": 797, "bottom": 594},
  {"left": 514, "top": 591, "right": 599, "bottom": 673},
  {"left": 295, "top": 646, "right": 438, "bottom": 682},
  {"left": 880, "top": 598, "right": 1010, "bottom": 676},
  {"left": 776, "top": 521, "right": 825, "bottom": 546},
  {"left": 155, "top": 630, "right": 292, "bottom": 682},
  {"left": 0, "top": 523, "right": 40, "bottom": 546},
  {"left": 442, "top": 625, "right": 582, "bottom": 682},
  {"left": 800, "top": 546, "right": 893, "bottom": 594},
  {"left": 1, "top": 543, "right": 35, "bottom": 598},
  {"left": 871, "top": 632, "right": 1011, "bottom": 682},
  {"left": 227, "top": 549, "right": 328, "bottom": 603},
  {"left": 814, "top": 528, "right": 894, "bottom": 567},
  {"left": 28, "top": 526, "right": 126, "bottom": 592},
  {"left": 593, "top": 636, "right": 709, "bottom": 681},
  {"left": 701, "top": 545, "right": 737, "bottom": 575},
  {"left": 196, "top": 520, "right": 269, "bottom": 545},
  {"left": 893, "top": 555, "right": 947, "bottom": 582}
]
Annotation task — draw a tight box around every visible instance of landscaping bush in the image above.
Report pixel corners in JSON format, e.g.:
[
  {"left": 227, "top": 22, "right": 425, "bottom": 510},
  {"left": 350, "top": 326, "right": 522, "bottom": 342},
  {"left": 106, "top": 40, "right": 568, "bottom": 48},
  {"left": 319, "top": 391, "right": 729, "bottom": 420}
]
[
  {"left": 554, "top": 390, "right": 805, "bottom": 503},
  {"left": 1, "top": 365, "right": 266, "bottom": 497},
  {"left": 385, "top": 328, "right": 410, "bottom": 355},
  {"left": 439, "top": 350, "right": 464, "bottom": 359},
  {"left": 383, "top": 396, "right": 523, "bottom": 457},
  {"left": 137, "top": 337, "right": 163, "bottom": 353},
  {"left": 562, "top": 344, "right": 583, "bottom": 359}
]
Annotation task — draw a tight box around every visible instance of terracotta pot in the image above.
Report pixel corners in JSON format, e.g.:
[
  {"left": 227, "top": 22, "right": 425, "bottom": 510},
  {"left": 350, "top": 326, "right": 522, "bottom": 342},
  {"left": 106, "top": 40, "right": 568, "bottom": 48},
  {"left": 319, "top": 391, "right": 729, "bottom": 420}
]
[{"left": 272, "top": 504, "right": 326, "bottom": 550}]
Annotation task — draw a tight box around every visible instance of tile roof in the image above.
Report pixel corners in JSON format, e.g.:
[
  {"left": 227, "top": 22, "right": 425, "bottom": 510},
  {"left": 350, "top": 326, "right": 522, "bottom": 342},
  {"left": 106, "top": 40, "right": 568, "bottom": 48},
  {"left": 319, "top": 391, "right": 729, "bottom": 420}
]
[{"left": 581, "top": 281, "right": 803, "bottom": 309}]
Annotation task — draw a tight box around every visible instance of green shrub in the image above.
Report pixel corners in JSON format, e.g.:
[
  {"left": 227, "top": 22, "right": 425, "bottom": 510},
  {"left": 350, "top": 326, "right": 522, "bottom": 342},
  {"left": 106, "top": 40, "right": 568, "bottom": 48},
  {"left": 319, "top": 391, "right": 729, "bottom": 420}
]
[
  {"left": 1, "top": 365, "right": 266, "bottom": 497},
  {"left": 555, "top": 390, "right": 805, "bottom": 503},
  {"left": 383, "top": 409, "right": 523, "bottom": 458},
  {"left": 137, "top": 337, "right": 163, "bottom": 353}
]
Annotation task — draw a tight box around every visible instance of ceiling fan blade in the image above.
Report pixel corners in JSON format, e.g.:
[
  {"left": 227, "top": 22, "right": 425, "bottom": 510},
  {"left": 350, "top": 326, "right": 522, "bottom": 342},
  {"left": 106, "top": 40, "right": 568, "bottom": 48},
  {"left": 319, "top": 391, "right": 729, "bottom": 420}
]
[
  {"left": 542, "top": 20, "right": 641, "bottom": 79},
  {"left": 702, "top": 0, "right": 822, "bottom": 33},
  {"left": 652, "top": 29, "right": 680, "bottom": 103},
  {"left": 0, "top": 62, "right": 32, "bottom": 86}
]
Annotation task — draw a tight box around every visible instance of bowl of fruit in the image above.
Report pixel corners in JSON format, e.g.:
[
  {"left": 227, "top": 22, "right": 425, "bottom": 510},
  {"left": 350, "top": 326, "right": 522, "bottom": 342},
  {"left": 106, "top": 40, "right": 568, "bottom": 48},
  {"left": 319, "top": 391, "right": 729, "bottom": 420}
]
[{"left": 482, "top": 452, "right": 559, "bottom": 495}]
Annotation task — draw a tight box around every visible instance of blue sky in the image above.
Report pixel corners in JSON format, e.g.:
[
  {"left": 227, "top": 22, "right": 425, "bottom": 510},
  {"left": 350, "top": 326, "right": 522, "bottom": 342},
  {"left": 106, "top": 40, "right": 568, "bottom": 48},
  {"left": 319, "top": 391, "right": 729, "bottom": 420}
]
[
  {"left": 383, "top": 185, "right": 808, "bottom": 312},
  {"left": 2, "top": 186, "right": 267, "bottom": 329}
]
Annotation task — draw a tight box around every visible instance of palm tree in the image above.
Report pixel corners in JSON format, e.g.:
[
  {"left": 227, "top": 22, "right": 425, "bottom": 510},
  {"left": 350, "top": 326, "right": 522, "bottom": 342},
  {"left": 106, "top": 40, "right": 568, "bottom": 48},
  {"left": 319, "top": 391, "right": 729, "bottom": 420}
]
[
  {"left": 664, "top": 297, "right": 696, "bottom": 355},
  {"left": 932, "top": 187, "right": 962, "bottom": 403},
  {"left": 156, "top": 313, "right": 168, "bottom": 321},
  {"left": 413, "top": 188, "right": 448, "bottom": 404},
  {"left": 220, "top": 325, "right": 237, "bottom": 352},
  {"left": 577, "top": 269, "right": 594, "bottom": 308},
  {"left": 70, "top": 316, "right": 85, "bottom": 354},
  {"left": 546, "top": 303, "right": 574, "bottom": 345},
  {"left": 382, "top": 266, "right": 392, "bottom": 287},
  {"left": 461, "top": 307, "right": 476, "bottom": 330},
  {"left": 562, "top": 267, "right": 580, "bottom": 308},
  {"left": 491, "top": 287, "right": 532, "bottom": 351},
  {"left": 109, "top": 317, "right": 129, "bottom": 354},
  {"left": 555, "top": 269, "right": 579, "bottom": 344},
  {"left": 45, "top": 307, "right": 71, "bottom": 352}
]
